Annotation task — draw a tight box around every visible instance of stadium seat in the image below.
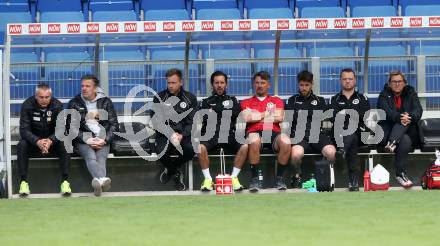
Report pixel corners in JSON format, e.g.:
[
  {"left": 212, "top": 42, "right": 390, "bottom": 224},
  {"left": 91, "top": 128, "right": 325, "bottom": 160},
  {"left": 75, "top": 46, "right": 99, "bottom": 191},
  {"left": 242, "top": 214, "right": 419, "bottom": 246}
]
[
  {"left": 347, "top": 0, "right": 396, "bottom": 10},
  {"left": 0, "top": 11, "right": 32, "bottom": 44},
  {"left": 194, "top": 0, "right": 237, "bottom": 9},
  {"left": 403, "top": 5, "right": 440, "bottom": 38},
  {"left": 414, "top": 45, "right": 440, "bottom": 94},
  {"left": 300, "top": 7, "right": 346, "bottom": 41},
  {"left": 37, "top": 0, "right": 82, "bottom": 12},
  {"left": 362, "top": 45, "right": 409, "bottom": 93},
  {"left": 248, "top": 8, "right": 294, "bottom": 42},
  {"left": 309, "top": 46, "right": 354, "bottom": 95},
  {"left": 150, "top": 48, "right": 199, "bottom": 94},
  {"left": 140, "top": 0, "right": 191, "bottom": 18},
  {"left": 351, "top": 5, "right": 399, "bottom": 42},
  {"left": 254, "top": 45, "right": 303, "bottom": 95},
  {"left": 195, "top": 8, "right": 242, "bottom": 41},
  {"left": 203, "top": 46, "right": 251, "bottom": 96},
  {"left": 143, "top": 9, "right": 190, "bottom": 42},
  {"left": 10, "top": 49, "right": 41, "bottom": 100},
  {"left": 295, "top": 0, "right": 342, "bottom": 16},
  {"left": 244, "top": 0, "right": 289, "bottom": 9},
  {"left": 89, "top": 0, "right": 134, "bottom": 11},
  {"left": 400, "top": 0, "right": 440, "bottom": 13},
  {"left": 0, "top": 0, "right": 29, "bottom": 12}
]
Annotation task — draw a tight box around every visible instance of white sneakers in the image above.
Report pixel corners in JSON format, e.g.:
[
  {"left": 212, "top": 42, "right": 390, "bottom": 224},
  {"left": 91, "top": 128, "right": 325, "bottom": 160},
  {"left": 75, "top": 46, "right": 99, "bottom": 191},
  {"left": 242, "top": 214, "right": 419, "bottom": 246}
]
[{"left": 91, "top": 177, "right": 112, "bottom": 197}]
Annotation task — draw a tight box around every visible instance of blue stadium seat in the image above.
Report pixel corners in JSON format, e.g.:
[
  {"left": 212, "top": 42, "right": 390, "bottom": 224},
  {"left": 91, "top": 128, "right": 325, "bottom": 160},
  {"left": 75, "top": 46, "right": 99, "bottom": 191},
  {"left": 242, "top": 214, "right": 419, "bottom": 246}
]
[
  {"left": 89, "top": 0, "right": 134, "bottom": 11},
  {"left": 150, "top": 48, "right": 199, "bottom": 94},
  {"left": 203, "top": 46, "right": 251, "bottom": 96},
  {"left": 194, "top": 0, "right": 237, "bottom": 9},
  {"left": 143, "top": 9, "right": 190, "bottom": 42},
  {"left": 400, "top": 0, "right": 439, "bottom": 11},
  {"left": 140, "top": 0, "right": 191, "bottom": 17},
  {"left": 347, "top": 0, "right": 395, "bottom": 8},
  {"left": 37, "top": 0, "right": 82, "bottom": 12},
  {"left": 0, "top": 11, "right": 32, "bottom": 43},
  {"left": 101, "top": 49, "right": 146, "bottom": 97},
  {"left": 414, "top": 45, "right": 440, "bottom": 94},
  {"left": 300, "top": 7, "right": 346, "bottom": 40},
  {"left": 245, "top": 0, "right": 289, "bottom": 9},
  {"left": 351, "top": 6, "right": 399, "bottom": 42},
  {"left": 92, "top": 10, "right": 138, "bottom": 21},
  {"left": 363, "top": 45, "right": 409, "bottom": 93},
  {"left": 197, "top": 7, "right": 241, "bottom": 19},
  {"left": 0, "top": 0, "right": 29, "bottom": 12},
  {"left": 309, "top": 46, "right": 354, "bottom": 95},
  {"left": 296, "top": 0, "right": 342, "bottom": 14},
  {"left": 43, "top": 50, "right": 93, "bottom": 98},
  {"left": 403, "top": 5, "right": 440, "bottom": 38},
  {"left": 144, "top": 9, "right": 190, "bottom": 20},
  {"left": 248, "top": 8, "right": 294, "bottom": 42},
  {"left": 254, "top": 45, "right": 303, "bottom": 95},
  {"left": 10, "top": 49, "right": 41, "bottom": 100}
]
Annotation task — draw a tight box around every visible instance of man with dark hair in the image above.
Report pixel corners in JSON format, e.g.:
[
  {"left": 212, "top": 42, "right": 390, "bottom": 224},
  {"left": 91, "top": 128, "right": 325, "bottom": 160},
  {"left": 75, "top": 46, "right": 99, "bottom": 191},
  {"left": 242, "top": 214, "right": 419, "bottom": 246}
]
[
  {"left": 377, "top": 70, "right": 422, "bottom": 188},
  {"left": 329, "top": 68, "right": 370, "bottom": 191},
  {"left": 286, "top": 70, "right": 336, "bottom": 188},
  {"left": 241, "top": 71, "right": 291, "bottom": 192},
  {"left": 151, "top": 68, "right": 198, "bottom": 191},
  {"left": 68, "top": 74, "right": 119, "bottom": 196},
  {"left": 198, "top": 71, "right": 248, "bottom": 192},
  {"left": 18, "top": 83, "right": 71, "bottom": 196}
]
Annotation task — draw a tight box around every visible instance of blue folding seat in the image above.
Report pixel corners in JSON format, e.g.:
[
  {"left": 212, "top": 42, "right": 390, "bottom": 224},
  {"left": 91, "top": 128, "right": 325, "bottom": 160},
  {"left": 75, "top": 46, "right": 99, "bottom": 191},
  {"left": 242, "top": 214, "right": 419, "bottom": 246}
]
[
  {"left": 414, "top": 45, "right": 440, "bottom": 95},
  {"left": 37, "top": 0, "right": 82, "bottom": 12},
  {"left": 254, "top": 45, "right": 302, "bottom": 95},
  {"left": 89, "top": 0, "right": 134, "bottom": 11},
  {"left": 295, "top": 0, "right": 343, "bottom": 15},
  {"left": 202, "top": 46, "right": 251, "bottom": 96},
  {"left": 150, "top": 48, "right": 199, "bottom": 94},
  {"left": 9, "top": 49, "right": 41, "bottom": 100},
  {"left": 362, "top": 46, "right": 409, "bottom": 94},
  {"left": 0, "top": 1, "right": 32, "bottom": 43},
  {"left": 143, "top": 9, "right": 190, "bottom": 42},
  {"left": 403, "top": 4, "right": 440, "bottom": 38},
  {"left": 400, "top": 0, "right": 440, "bottom": 15},
  {"left": 245, "top": 0, "right": 290, "bottom": 9},
  {"left": 140, "top": 0, "right": 191, "bottom": 15},
  {"left": 309, "top": 46, "right": 354, "bottom": 95},
  {"left": 299, "top": 6, "right": 347, "bottom": 44}
]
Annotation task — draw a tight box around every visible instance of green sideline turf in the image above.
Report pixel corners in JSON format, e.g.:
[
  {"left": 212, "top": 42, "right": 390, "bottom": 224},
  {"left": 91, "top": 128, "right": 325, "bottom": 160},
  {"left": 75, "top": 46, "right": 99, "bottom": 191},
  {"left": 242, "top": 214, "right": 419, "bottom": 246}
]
[{"left": 1, "top": 191, "right": 439, "bottom": 246}]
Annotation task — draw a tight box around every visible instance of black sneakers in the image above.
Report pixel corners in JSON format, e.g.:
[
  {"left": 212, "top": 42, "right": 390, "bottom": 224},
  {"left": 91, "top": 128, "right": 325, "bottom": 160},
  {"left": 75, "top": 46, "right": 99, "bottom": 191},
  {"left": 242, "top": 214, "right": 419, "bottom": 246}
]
[
  {"left": 348, "top": 172, "right": 359, "bottom": 192},
  {"left": 159, "top": 168, "right": 173, "bottom": 184},
  {"left": 275, "top": 176, "right": 287, "bottom": 190},
  {"left": 160, "top": 168, "right": 186, "bottom": 191},
  {"left": 291, "top": 175, "right": 302, "bottom": 189},
  {"left": 249, "top": 177, "right": 263, "bottom": 193},
  {"left": 173, "top": 172, "right": 186, "bottom": 191}
]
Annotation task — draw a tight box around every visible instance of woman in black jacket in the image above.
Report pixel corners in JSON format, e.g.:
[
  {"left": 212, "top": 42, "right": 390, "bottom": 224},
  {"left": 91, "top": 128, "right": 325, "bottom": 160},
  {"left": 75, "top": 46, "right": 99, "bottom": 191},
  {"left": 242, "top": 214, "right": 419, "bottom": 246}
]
[
  {"left": 67, "top": 75, "right": 119, "bottom": 196},
  {"left": 377, "top": 71, "right": 423, "bottom": 188}
]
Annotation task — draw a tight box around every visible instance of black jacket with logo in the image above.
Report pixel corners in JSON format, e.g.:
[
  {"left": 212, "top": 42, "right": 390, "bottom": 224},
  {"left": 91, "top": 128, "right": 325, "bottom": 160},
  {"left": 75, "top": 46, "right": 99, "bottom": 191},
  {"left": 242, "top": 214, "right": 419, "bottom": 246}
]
[
  {"left": 151, "top": 88, "right": 198, "bottom": 138},
  {"left": 67, "top": 94, "right": 119, "bottom": 144},
  {"left": 285, "top": 91, "right": 327, "bottom": 139},
  {"left": 329, "top": 90, "right": 370, "bottom": 132},
  {"left": 19, "top": 96, "right": 63, "bottom": 145},
  {"left": 377, "top": 84, "right": 423, "bottom": 124},
  {"left": 200, "top": 93, "right": 241, "bottom": 137}
]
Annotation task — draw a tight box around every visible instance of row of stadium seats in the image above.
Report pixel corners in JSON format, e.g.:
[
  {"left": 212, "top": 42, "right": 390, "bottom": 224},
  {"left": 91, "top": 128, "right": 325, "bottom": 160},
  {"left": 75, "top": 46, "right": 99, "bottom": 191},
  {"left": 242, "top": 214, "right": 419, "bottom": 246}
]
[{"left": 2, "top": 0, "right": 440, "bottom": 42}]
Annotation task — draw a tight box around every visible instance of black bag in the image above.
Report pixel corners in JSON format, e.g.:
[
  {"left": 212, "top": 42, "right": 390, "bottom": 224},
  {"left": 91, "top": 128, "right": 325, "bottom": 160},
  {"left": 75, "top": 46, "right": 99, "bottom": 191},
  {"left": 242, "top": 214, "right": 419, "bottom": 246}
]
[
  {"left": 419, "top": 118, "right": 440, "bottom": 150},
  {"left": 111, "top": 122, "right": 153, "bottom": 156},
  {"left": 315, "top": 159, "right": 335, "bottom": 192}
]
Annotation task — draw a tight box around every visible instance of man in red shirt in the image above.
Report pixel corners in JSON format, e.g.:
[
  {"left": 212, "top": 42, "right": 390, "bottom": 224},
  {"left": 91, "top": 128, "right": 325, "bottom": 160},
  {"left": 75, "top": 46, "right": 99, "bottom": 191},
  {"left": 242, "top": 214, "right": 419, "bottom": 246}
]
[{"left": 241, "top": 71, "right": 291, "bottom": 192}]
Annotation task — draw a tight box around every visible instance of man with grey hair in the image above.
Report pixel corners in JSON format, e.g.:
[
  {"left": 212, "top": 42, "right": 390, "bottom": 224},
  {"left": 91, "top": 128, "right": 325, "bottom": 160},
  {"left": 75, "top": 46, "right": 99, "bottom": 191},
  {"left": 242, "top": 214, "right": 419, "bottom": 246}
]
[{"left": 17, "top": 83, "right": 71, "bottom": 196}]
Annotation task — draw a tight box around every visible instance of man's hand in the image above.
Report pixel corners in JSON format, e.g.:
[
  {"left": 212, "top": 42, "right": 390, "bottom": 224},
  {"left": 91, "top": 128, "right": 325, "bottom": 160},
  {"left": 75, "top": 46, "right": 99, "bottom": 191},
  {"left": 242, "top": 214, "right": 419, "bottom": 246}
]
[
  {"left": 36, "top": 139, "right": 46, "bottom": 153},
  {"left": 170, "top": 133, "right": 183, "bottom": 145},
  {"left": 400, "top": 112, "right": 411, "bottom": 126}
]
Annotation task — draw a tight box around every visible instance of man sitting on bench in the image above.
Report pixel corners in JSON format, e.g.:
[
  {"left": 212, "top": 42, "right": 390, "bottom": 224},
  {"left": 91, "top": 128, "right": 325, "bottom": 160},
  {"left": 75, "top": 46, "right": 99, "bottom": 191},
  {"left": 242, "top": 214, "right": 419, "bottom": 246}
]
[
  {"left": 286, "top": 70, "right": 336, "bottom": 188},
  {"left": 198, "top": 71, "right": 248, "bottom": 192},
  {"left": 18, "top": 83, "right": 71, "bottom": 196},
  {"left": 241, "top": 71, "right": 291, "bottom": 192}
]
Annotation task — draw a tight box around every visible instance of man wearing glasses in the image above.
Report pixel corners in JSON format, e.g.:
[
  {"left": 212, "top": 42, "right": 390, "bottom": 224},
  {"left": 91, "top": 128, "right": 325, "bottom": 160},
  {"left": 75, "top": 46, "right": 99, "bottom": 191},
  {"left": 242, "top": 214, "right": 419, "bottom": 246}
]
[{"left": 377, "top": 70, "right": 423, "bottom": 188}]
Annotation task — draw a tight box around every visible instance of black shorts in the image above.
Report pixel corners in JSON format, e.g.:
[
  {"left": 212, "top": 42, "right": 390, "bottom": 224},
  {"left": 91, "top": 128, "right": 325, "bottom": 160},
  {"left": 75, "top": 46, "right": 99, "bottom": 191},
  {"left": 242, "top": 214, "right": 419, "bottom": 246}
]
[
  {"left": 200, "top": 135, "right": 243, "bottom": 154},
  {"left": 247, "top": 130, "right": 281, "bottom": 153},
  {"left": 294, "top": 133, "right": 334, "bottom": 153}
]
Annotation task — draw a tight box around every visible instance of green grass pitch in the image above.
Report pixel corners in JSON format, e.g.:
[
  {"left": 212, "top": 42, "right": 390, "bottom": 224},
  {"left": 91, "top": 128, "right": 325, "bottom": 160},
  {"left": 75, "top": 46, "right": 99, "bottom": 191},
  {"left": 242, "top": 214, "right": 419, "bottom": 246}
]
[{"left": 1, "top": 191, "right": 439, "bottom": 245}]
